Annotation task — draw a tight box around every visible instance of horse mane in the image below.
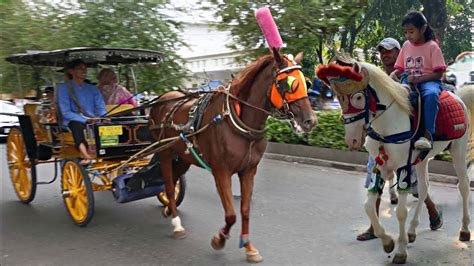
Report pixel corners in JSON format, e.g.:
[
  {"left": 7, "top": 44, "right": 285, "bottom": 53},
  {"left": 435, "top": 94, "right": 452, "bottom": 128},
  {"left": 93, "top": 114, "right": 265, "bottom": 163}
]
[
  {"left": 232, "top": 55, "right": 274, "bottom": 96},
  {"left": 359, "top": 62, "right": 412, "bottom": 115}
]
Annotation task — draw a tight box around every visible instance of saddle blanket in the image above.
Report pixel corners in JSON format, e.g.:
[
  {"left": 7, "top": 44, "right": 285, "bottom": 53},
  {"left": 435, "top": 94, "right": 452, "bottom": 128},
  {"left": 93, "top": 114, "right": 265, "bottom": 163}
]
[{"left": 413, "top": 91, "right": 467, "bottom": 141}]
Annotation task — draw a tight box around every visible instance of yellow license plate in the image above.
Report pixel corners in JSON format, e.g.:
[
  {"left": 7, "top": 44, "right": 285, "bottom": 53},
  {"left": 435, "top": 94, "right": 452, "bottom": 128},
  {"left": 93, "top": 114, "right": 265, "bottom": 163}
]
[{"left": 99, "top": 125, "right": 123, "bottom": 136}]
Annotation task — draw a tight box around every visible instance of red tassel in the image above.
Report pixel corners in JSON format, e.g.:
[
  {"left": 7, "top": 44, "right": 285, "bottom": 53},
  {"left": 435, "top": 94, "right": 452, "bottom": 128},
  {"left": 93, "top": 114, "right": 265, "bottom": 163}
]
[{"left": 375, "top": 156, "right": 384, "bottom": 166}]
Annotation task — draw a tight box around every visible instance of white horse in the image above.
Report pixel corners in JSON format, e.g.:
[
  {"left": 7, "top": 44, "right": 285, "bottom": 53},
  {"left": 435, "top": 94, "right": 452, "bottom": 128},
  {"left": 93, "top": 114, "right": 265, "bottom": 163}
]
[
  {"left": 316, "top": 62, "right": 472, "bottom": 264},
  {"left": 458, "top": 84, "right": 474, "bottom": 170}
]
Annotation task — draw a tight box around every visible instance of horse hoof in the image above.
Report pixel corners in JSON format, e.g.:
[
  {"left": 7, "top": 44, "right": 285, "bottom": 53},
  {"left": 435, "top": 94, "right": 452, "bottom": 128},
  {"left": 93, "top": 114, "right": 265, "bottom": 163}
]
[
  {"left": 459, "top": 231, "right": 471, "bottom": 241},
  {"left": 162, "top": 207, "right": 171, "bottom": 218},
  {"left": 247, "top": 252, "right": 263, "bottom": 263},
  {"left": 173, "top": 230, "right": 186, "bottom": 239},
  {"left": 408, "top": 233, "right": 416, "bottom": 243},
  {"left": 246, "top": 251, "right": 263, "bottom": 263},
  {"left": 392, "top": 253, "right": 407, "bottom": 264},
  {"left": 211, "top": 234, "right": 225, "bottom": 250},
  {"left": 383, "top": 238, "right": 395, "bottom": 253}
]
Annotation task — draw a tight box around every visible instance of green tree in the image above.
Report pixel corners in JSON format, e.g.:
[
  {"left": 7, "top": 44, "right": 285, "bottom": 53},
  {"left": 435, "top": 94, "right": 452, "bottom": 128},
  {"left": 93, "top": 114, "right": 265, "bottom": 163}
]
[
  {"left": 0, "top": 1, "right": 188, "bottom": 96},
  {"left": 207, "top": 0, "right": 367, "bottom": 63}
]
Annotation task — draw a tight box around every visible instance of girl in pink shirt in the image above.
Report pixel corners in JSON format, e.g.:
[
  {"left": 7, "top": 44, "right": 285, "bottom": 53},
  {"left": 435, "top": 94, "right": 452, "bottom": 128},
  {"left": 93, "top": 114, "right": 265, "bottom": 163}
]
[{"left": 390, "top": 11, "right": 446, "bottom": 150}]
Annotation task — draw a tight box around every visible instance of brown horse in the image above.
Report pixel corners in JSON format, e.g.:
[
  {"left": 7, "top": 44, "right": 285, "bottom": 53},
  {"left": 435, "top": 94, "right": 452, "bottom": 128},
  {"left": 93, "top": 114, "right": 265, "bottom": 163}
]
[{"left": 149, "top": 49, "right": 316, "bottom": 263}]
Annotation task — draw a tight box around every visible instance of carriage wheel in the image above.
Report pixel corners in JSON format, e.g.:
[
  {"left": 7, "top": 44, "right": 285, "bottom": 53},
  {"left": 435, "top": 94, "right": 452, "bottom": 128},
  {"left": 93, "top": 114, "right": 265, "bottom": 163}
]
[
  {"left": 158, "top": 175, "right": 186, "bottom": 207},
  {"left": 61, "top": 159, "right": 94, "bottom": 226},
  {"left": 6, "top": 127, "right": 37, "bottom": 203}
]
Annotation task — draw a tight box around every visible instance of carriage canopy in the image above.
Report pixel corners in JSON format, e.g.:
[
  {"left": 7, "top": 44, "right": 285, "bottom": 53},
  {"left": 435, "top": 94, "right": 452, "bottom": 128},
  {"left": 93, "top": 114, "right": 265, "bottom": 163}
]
[{"left": 5, "top": 47, "right": 163, "bottom": 67}]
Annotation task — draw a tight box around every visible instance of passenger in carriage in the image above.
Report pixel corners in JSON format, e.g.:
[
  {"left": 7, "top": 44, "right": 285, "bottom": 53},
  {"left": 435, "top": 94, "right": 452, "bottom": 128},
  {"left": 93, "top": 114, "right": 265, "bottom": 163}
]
[
  {"left": 357, "top": 37, "right": 442, "bottom": 241},
  {"left": 97, "top": 68, "right": 137, "bottom": 107},
  {"left": 57, "top": 59, "right": 107, "bottom": 165},
  {"left": 389, "top": 11, "right": 446, "bottom": 150}
]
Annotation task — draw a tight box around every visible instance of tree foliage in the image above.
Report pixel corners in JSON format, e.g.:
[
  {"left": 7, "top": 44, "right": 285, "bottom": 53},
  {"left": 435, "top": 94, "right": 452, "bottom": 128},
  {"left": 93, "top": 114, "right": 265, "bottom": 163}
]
[
  {"left": 207, "top": 0, "right": 368, "bottom": 61},
  {"left": 0, "top": 1, "right": 187, "bottom": 96},
  {"left": 209, "top": 0, "right": 471, "bottom": 75}
]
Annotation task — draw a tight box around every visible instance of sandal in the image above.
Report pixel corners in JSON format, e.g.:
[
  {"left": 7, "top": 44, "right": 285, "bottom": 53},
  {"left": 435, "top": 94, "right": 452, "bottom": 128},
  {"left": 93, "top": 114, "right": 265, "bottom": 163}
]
[
  {"left": 429, "top": 209, "right": 443, "bottom": 231},
  {"left": 356, "top": 231, "right": 377, "bottom": 241}
]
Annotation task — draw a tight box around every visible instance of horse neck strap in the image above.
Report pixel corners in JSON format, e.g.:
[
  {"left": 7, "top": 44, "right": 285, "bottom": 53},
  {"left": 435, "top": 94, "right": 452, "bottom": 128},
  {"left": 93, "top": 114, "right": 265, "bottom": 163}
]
[{"left": 224, "top": 91, "right": 266, "bottom": 139}]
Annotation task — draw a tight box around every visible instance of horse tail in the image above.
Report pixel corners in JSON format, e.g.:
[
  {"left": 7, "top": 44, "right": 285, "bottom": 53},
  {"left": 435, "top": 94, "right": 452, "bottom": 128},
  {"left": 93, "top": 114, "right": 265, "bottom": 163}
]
[{"left": 457, "top": 84, "right": 474, "bottom": 166}]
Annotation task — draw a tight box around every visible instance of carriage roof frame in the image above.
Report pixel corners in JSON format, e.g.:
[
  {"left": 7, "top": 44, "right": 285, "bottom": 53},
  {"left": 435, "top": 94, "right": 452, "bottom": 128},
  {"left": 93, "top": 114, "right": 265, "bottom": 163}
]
[{"left": 5, "top": 47, "right": 164, "bottom": 67}]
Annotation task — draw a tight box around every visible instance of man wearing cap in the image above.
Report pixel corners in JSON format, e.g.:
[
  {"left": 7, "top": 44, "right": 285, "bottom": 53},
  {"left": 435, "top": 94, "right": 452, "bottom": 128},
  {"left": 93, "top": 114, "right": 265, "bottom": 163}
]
[
  {"left": 357, "top": 38, "right": 443, "bottom": 241},
  {"left": 57, "top": 59, "right": 107, "bottom": 165},
  {"left": 377, "top": 37, "right": 401, "bottom": 76}
]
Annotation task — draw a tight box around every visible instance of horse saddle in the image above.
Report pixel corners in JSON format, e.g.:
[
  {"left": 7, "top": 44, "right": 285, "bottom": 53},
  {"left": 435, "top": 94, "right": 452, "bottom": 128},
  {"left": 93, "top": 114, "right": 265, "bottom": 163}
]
[{"left": 411, "top": 90, "right": 467, "bottom": 141}]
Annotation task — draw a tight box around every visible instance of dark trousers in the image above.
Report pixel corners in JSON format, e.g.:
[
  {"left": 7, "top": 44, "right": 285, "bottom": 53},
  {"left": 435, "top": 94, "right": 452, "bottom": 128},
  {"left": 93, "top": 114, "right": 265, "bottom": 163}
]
[{"left": 68, "top": 121, "right": 87, "bottom": 148}]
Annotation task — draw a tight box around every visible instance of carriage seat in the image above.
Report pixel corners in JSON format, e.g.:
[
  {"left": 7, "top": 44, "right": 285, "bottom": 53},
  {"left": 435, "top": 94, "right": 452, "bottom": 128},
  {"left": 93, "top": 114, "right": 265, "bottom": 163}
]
[{"left": 106, "top": 104, "right": 134, "bottom": 115}]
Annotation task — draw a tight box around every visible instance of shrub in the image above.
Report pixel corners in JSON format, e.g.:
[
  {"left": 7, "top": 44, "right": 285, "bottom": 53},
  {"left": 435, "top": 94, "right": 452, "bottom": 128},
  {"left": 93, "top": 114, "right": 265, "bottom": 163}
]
[{"left": 265, "top": 110, "right": 451, "bottom": 161}]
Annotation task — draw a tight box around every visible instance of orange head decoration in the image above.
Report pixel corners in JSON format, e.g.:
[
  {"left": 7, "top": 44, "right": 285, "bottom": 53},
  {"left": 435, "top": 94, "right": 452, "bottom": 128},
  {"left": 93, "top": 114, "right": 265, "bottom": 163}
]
[{"left": 270, "top": 54, "right": 309, "bottom": 109}]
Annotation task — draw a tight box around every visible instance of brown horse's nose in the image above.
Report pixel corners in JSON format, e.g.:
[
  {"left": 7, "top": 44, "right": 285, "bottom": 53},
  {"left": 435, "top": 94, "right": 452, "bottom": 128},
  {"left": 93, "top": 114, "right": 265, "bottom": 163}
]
[{"left": 303, "top": 115, "right": 317, "bottom": 131}]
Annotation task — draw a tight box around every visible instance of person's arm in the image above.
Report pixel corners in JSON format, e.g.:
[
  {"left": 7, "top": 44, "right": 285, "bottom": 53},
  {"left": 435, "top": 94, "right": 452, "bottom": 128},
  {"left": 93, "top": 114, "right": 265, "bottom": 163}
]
[
  {"left": 93, "top": 86, "right": 107, "bottom": 117},
  {"left": 389, "top": 69, "right": 402, "bottom": 81},
  {"left": 122, "top": 87, "right": 137, "bottom": 107},
  {"left": 56, "top": 84, "right": 88, "bottom": 124},
  {"left": 391, "top": 48, "right": 405, "bottom": 81},
  {"left": 408, "top": 71, "right": 443, "bottom": 84}
]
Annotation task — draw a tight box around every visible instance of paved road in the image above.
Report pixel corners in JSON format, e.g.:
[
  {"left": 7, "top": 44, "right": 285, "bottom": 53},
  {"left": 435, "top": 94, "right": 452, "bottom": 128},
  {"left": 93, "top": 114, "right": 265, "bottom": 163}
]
[{"left": 0, "top": 145, "right": 472, "bottom": 265}]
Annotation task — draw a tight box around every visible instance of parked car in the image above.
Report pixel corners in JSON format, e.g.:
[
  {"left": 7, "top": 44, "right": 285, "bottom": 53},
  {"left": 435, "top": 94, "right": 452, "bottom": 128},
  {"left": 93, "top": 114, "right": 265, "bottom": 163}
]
[{"left": 0, "top": 100, "right": 22, "bottom": 141}]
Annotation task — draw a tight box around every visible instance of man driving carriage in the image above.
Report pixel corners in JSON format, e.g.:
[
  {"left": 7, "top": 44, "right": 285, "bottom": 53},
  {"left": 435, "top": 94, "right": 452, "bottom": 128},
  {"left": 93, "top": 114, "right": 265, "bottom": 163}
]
[{"left": 56, "top": 59, "right": 107, "bottom": 165}]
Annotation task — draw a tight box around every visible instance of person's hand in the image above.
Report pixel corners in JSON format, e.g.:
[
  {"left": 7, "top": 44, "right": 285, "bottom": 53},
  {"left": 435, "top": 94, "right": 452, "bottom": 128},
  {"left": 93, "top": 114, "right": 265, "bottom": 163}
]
[
  {"left": 87, "top": 117, "right": 101, "bottom": 124},
  {"left": 389, "top": 71, "right": 399, "bottom": 82},
  {"left": 407, "top": 75, "right": 419, "bottom": 84},
  {"left": 88, "top": 117, "right": 111, "bottom": 124}
]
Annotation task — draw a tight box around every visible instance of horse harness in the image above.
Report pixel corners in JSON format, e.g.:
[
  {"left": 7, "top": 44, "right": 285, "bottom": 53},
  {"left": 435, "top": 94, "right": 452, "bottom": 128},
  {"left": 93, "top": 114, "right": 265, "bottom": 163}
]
[
  {"left": 147, "top": 58, "right": 308, "bottom": 170},
  {"left": 342, "top": 84, "right": 428, "bottom": 192}
]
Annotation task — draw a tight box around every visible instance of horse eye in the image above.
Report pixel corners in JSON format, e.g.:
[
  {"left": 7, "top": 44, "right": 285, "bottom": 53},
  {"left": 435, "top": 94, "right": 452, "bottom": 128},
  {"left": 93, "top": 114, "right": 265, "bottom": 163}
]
[{"left": 350, "top": 92, "right": 365, "bottom": 109}]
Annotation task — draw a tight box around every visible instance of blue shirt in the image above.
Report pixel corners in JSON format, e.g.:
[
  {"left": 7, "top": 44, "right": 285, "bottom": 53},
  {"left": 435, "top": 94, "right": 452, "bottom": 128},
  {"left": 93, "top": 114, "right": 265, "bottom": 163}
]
[{"left": 56, "top": 80, "right": 107, "bottom": 126}]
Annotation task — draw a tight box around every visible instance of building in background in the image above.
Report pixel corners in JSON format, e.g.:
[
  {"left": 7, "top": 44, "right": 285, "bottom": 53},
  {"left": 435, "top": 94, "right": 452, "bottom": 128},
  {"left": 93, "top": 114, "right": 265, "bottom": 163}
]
[{"left": 177, "top": 22, "right": 245, "bottom": 88}]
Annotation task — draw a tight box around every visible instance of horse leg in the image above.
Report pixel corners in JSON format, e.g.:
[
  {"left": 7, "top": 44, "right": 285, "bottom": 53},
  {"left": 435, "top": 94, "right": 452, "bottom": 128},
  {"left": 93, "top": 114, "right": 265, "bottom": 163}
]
[
  {"left": 158, "top": 149, "right": 186, "bottom": 239},
  {"left": 450, "top": 139, "right": 471, "bottom": 241},
  {"left": 388, "top": 172, "right": 398, "bottom": 204},
  {"left": 393, "top": 191, "right": 409, "bottom": 264},
  {"left": 365, "top": 191, "right": 395, "bottom": 253},
  {"left": 238, "top": 167, "right": 263, "bottom": 263},
  {"left": 210, "top": 169, "right": 236, "bottom": 251},
  {"left": 407, "top": 162, "right": 429, "bottom": 244}
]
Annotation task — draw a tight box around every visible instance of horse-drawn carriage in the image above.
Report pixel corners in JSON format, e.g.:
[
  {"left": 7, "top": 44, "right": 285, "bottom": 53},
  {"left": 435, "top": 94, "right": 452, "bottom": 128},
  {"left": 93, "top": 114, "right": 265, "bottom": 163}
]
[{"left": 4, "top": 47, "right": 185, "bottom": 226}]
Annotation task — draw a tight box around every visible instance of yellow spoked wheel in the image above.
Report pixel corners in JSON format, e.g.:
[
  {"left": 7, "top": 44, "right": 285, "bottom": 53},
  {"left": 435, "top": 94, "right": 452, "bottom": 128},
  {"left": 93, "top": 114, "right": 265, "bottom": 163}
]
[
  {"left": 6, "top": 127, "right": 36, "bottom": 203},
  {"left": 158, "top": 176, "right": 186, "bottom": 207},
  {"left": 61, "top": 159, "right": 94, "bottom": 227}
]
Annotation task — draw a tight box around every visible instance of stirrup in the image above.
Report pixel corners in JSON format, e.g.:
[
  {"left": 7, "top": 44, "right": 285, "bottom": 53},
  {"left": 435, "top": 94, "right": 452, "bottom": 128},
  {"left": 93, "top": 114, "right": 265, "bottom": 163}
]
[{"left": 414, "top": 137, "right": 432, "bottom": 150}]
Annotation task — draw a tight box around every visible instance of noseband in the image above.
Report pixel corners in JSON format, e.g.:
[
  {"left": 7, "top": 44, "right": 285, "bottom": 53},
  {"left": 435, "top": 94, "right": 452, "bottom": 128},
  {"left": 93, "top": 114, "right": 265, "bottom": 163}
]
[
  {"left": 341, "top": 85, "right": 419, "bottom": 144},
  {"left": 225, "top": 58, "right": 308, "bottom": 138}
]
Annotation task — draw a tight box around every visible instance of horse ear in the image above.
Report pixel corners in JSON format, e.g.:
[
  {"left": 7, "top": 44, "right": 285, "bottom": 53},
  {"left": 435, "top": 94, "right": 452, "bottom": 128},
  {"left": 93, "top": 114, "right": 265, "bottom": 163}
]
[
  {"left": 271, "top": 47, "right": 283, "bottom": 66},
  {"left": 294, "top": 52, "right": 304, "bottom": 65},
  {"left": 353, "top": 62, "right": 361, "bottom": 73}
]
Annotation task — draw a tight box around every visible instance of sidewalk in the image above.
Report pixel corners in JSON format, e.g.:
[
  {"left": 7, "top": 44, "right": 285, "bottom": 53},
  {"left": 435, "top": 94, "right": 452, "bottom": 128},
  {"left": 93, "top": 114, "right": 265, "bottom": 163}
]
[{"left": 264, "top": 142, "right": 472, "bottom": 187}]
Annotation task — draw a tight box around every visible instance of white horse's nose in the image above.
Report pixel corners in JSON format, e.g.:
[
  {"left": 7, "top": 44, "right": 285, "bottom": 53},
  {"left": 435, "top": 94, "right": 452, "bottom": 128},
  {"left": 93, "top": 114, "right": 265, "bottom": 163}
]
[{"left": 346, "top": 137, "right": 362, "bottom": 150}]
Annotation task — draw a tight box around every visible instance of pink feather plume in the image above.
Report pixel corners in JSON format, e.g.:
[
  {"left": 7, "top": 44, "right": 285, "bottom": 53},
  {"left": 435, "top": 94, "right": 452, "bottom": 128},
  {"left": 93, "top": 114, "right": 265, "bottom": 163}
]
[{"left": 255, "top": 7, "right": 283, "bottom": 49}]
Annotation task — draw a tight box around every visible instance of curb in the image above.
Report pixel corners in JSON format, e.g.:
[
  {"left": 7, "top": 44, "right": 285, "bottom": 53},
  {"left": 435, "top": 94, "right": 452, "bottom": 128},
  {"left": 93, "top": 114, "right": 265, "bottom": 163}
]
[{"left": 264, "top": 143, "right": 473, "bottom": 187}]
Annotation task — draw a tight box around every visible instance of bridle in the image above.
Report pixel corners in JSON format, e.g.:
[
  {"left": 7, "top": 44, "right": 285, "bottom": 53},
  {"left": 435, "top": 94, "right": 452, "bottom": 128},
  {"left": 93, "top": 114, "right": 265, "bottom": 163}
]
[
  {"left": 339, "top": 84, "right": 419, "bottom": 144},
  {"left": 225, "top": 56, "right": 309, "bottom": 138}
]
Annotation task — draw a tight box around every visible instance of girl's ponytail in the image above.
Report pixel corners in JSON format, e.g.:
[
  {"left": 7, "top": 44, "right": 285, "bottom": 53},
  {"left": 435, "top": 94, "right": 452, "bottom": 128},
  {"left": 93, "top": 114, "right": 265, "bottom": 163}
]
[{"left": 423, "top": 24, "right": 435, "bottom": 42}]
